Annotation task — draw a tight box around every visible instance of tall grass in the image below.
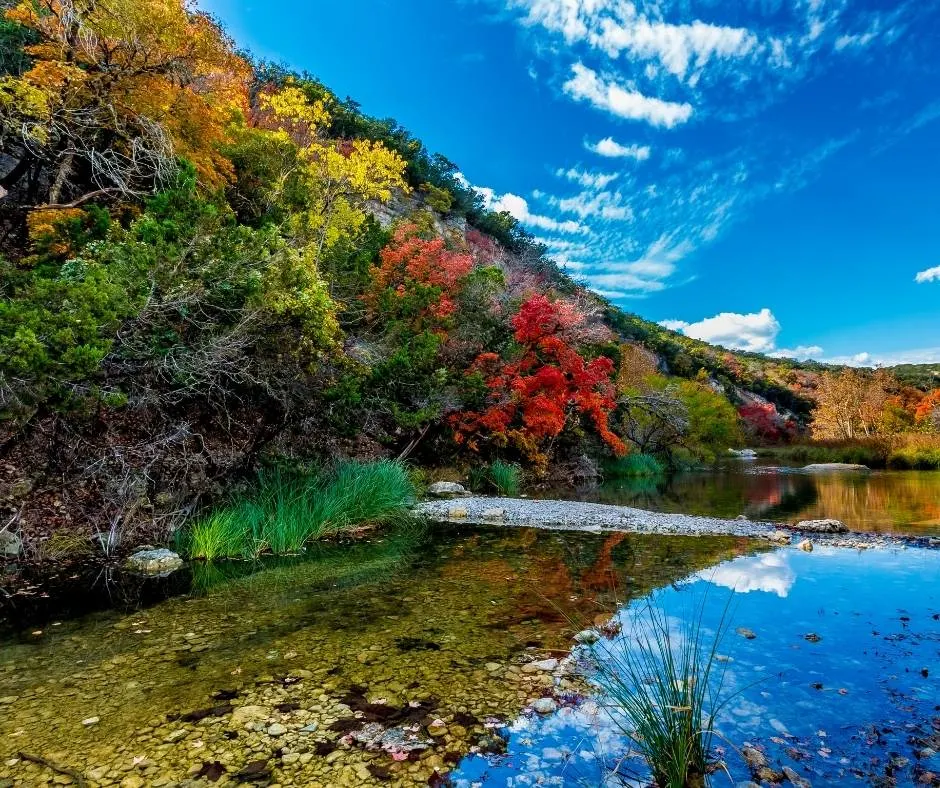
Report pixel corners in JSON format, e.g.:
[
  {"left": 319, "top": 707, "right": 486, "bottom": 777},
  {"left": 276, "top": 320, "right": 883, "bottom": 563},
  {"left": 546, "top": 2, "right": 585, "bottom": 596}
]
[
  {"left": 467, "top": 460, "right": 523, "bottom": 496},
  {"left": 183, "top": 460, "right": 415, "bottom": 560},
  {"left": 605, "top": 453, "right": 666, "bottom": 478},
  {"left": 589, "top": 593, "right": 735, "bottom": 788}
]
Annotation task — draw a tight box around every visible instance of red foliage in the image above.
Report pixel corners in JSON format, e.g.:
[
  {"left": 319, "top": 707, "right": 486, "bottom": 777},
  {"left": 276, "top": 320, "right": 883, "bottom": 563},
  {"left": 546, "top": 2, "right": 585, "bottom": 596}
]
[
  {"left": 738, "top": 402, "right": 798, "bottom": 443},
  {"left": 452, "top": 294, "right": 626, "bottom": 465},
  {"left": 370, "top": 223, "right": 473, "bottom": 322},
  {"left": 914, "top": 389, "right": 940, "bottom": 425}
]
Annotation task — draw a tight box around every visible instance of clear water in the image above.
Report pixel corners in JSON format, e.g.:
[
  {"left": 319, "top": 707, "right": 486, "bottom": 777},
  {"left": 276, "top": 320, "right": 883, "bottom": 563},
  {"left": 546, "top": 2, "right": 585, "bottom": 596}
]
[
  {"left": 548, "top": 463, "right": 940, "bottom": 536},
  {"left": 450, "top": 545, "right": 940, "bottom": 787}
]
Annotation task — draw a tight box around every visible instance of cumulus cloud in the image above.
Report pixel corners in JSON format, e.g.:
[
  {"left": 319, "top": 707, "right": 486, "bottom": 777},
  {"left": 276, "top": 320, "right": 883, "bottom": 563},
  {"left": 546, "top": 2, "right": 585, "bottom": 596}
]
[
  {"left": 555, "top": 167, "right": 620, "bottom": 189},
  {"left": 563, "top": 63, "right": 693, "bottom": 127},
  {"left": 585, "top": 137, "right": 651, "bottom": 160},
  {"left": 659, "top": 308, "right": 780, "bottom": 352},
  {"left": 915, "top": 265, "right": 940, "bottom": 283},
  {"left": 702, "top": 553, "right": 796, "bottom": 598}
]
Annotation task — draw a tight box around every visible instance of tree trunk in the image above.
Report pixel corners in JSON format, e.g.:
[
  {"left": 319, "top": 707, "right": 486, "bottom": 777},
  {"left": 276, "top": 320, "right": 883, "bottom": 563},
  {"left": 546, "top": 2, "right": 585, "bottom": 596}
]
[{"left": 48, "top": 153, "right": 75, "bottom": 205}]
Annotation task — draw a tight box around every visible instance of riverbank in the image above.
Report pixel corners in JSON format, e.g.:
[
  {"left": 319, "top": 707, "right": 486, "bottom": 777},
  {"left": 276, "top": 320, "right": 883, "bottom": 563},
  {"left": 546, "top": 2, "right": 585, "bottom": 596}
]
[{"left": 416, "top": 496, "right": 940, "bottom": 549}]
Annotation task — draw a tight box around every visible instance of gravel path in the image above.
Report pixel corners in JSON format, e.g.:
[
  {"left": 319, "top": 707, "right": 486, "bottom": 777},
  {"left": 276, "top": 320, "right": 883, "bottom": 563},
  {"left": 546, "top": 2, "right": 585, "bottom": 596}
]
[{"left": 415, "top": 496, "right": 940, "bottom": 550}]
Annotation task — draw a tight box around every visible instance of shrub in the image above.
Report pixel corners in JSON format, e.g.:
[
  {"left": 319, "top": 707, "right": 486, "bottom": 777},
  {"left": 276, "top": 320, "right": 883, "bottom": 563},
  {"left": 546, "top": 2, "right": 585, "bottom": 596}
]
[
  {"left": 605, "top": 453, "right": 665, "bottom": 478},
  {"left": 488, "top": 460, "right": 522, "bottom": 496}
]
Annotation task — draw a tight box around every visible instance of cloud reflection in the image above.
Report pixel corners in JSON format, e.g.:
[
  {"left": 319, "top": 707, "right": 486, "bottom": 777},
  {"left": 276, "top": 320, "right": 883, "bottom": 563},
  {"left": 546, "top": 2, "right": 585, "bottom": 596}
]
[{"left": 700, "top": 552, "right": 796, "bottom": 598}]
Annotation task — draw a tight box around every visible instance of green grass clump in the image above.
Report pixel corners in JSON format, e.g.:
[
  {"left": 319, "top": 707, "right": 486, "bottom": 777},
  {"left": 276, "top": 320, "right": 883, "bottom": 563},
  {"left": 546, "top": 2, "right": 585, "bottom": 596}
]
[
  {"left": 606, "top": 453, "right": 666, "bottom": 478},
  {"left": 488, "top": 460, "right": 522, "bottom": 496},
  {"left": 590, "top": 593, "right": 735, "bottom": 788},
  {"left": 183, "top": 460, "right": 415, "bottom": 560}
]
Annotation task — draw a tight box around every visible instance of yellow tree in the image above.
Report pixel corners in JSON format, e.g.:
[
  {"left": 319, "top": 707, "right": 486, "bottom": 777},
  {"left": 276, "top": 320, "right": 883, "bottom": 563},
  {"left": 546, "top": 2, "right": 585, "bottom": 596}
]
[
  {"left": 0, "top": 0, "right": 250, "bottom": 205},
  {"left": 812, "top": 368, "right": 892, "bottom": 439}
]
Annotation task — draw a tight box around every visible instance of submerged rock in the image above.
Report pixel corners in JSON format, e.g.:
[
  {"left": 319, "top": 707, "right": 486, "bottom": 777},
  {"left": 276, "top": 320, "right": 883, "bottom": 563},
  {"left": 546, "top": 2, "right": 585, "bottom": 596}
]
[
  {"left": 574, "top": 629, "right": 600, "bottom": 645},
  {"left": 125, "top": 548, "right": 183, "bottom": 575},
  {"left": 792, "top": 518, "right": 849, "bottom": 534},
  {"left": 736, "top": 627, "right": 757, "bottom": 640},
  {"left": 427, "top": 481, "right": 468, "bottom": 498},
  {"left": 521, "top": 658, "right": 558, "bottom": 673},
  {"left": 0, "top": 530, "right": 21, "bottom": 558},
  {"left": 531, "top": 698, "right": 558, "bottom": 714},
  {"left": 797, "top": 539, "right": 814, "bottom": 552}
]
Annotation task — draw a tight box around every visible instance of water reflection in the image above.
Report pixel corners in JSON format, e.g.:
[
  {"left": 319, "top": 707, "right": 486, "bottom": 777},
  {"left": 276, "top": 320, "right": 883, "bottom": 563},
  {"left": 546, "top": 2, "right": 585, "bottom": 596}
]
[
  {"left": 551, "top": 464, "right": 940, "bottom": 535},
  {"left": 451, "top": 546, "right": 940, "bottom": 786}
]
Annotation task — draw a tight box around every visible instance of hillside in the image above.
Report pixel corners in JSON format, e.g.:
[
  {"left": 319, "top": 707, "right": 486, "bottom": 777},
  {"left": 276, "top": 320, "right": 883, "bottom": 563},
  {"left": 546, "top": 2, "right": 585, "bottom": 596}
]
[{"left": 0, "top": 0, "right": 936, "bottom": 558}]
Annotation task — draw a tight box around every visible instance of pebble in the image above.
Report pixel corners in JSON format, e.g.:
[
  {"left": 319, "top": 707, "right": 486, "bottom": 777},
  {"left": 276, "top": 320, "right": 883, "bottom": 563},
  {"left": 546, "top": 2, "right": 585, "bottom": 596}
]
[
  {"left": 267, "top": 723, "right": 287, "bottom": 736},
  {"left": 531, "top": 698, "right": 558, "bottom": 714},
  {"left": 521, "top": 658, "right": 558, "bottom": 673},
  {"left": 574, "top": 629, "right": 600, "bottom": 645},
  {"left": 797, "top": 539, "right": 814, "bottom": 552},
  {"left": 82, "top": 716, "right": 100, "bottom": 726},
  {"left": 736, "top": 627, "right": 757, "bottom": 640}
]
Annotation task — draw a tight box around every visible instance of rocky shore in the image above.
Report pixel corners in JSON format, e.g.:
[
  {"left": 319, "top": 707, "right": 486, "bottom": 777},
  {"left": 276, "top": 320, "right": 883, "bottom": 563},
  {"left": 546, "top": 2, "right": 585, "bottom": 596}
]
[{"left": 416, "top": 495, "right": 940, "bottom": 550}]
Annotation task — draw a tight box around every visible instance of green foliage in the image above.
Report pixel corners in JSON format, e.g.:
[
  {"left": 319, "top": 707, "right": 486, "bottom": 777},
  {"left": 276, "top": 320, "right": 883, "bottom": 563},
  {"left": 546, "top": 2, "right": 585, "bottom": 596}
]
[
  {"left": 605, "top": 453, "right": 665, "bottom": 478},
  {"left": 183, "top": 460, "right": 416, "bottom": 559},
  {"left": 677, "top": 380, "right": 744, "bottom": 463},
  {"left": 488, "top": 460, "right": 522, "bottom": 496}
]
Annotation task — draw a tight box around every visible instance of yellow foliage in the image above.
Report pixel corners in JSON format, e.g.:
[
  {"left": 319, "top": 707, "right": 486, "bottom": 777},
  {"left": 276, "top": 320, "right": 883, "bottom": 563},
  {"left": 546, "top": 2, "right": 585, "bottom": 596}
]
[{"left": 26, "top": 208, "right": 86, "bottom": 256}]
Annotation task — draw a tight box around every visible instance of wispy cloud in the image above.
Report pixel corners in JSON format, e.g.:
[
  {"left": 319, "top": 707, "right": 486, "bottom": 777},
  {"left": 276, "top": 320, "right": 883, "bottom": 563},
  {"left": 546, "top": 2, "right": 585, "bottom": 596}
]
[
  {"left": 555, "top": 166, "right": 620, "bottom": 189},
  {"left": 563, "top": 63, "right": 693, "bottom": 127}
]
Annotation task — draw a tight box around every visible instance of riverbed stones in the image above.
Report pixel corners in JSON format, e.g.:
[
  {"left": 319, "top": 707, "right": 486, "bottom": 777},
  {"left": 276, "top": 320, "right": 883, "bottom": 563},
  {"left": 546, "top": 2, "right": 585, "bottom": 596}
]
[
  {"left": 82, "top": 716, "right": 100, "bottom": 726},
  {"left": 481, "top": 507, "right": 505, "bottom": 520},
  {"left": 574, "top": 629, "right": 600, "bottom": 645},
  {"left": 531, "top": 698, "right": 557, "bottom": 714},
  {"left": 793, "top": 518, "right": 848, "bottom": 534},
  {"left": 521, "top": 658, "right": 558, "bottom": 673},
  {"left": 736, "top": 627, "right": 757, "bottom": 640},
  {"left": 768, "top": 530, "right": 792, "bottom": 544},
  {"left": 0, "top": 530, "right": 21, "bottom": 558},
  {"left": 427, "top": 481, "right": 468, "bottom": 498},
  {"left": 266, "top": 723, "right": 287, "bottom": 736},
  {"left": 797, "top": 539, "right": 814, "bottom": 552},
  {"left": 125, "top": 548, "right": 183, "bottom": 575},
  {"left": 447, "top": 505, "right": 469, "bottom": 519},
  {"left": 742, "top": 746, "right": 767, "bottom": 770}
]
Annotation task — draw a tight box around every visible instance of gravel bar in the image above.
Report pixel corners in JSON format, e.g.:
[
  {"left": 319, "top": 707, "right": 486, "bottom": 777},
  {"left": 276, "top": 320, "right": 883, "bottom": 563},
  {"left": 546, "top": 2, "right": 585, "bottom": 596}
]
[{"left": 415, "top": 496, "right": 940, "bottom": 550}]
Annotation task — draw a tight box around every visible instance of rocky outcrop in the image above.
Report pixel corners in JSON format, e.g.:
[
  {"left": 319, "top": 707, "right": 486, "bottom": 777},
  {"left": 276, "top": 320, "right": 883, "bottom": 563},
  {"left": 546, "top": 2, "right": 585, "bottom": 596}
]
[{"left": 791, "top": 518, "right": 849, "bottom": 534}]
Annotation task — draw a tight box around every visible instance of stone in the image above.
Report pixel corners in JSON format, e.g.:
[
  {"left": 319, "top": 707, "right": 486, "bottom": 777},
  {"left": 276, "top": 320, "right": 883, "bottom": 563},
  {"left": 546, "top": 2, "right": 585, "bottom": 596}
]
[
  {"left": 447, "top": 506, "right": 469, "bottom": 519},
  {"left": 797, "top": 539, "right": 814, "bottom": 552},
  {"left": 574, "top": 629, "right": 600, "bottom": 645},
  {"left": 804, "top": 633, "right": 822, "bottom": 643},
  {"left": 481, "top": 507, "right": 505, "bottom": 520},
  {"left": 0, "top": 696, "right": 18, "bottom": 705},
  {"left": 125, "top": 548, "right": 183, "bottom": 575},
  {"left": 521, "top": 658, "right": 558, "bottom": 673},
  {"left": 792, "top": 518, "right": 848, "bottom": 534},
  {"left": 484, "top": 662, "right": 502, "bottom": 672},
  {"left": 231, "top": 705, "right": 270, "bottom": 725},
  {"left": 736, "top": 627, "right": 757, "bottom": 640},
  {"left": 267, "top": 723, "right": 287, "bottom": 736},
  {"left": 82, "top": 716, "right": 100, "bottom": 726},
  {"left": 802, "top": 463, "right": 869, "bottom": 472},
  {"left": 531, "top": 698, "right": 557, "bottom": 714},
  {"left": 427, "top": 481, "right": 468, "bottom": 498},
  {"left": 426, "top": 719, "right": 447, "bottom": 737},
  {"left": 768, "top": 530, "right": 792, "bottom": 544},
  {"left": 0, "top": 530, "right": 21, "bottom": 558},
  {"left": 742, "top": 746, "right": 767, "bottom": 770}
]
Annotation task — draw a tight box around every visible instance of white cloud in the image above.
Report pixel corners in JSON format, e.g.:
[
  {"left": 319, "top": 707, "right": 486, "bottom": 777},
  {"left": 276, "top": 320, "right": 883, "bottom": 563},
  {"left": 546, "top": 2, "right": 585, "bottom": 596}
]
[
  {"left": 585, "top": 137, "right": 651, "bottom": 160},
  {"left": 508, "top": 0, "right": 757, "bottom": 82},
  {"left": 702, "top": 553, "right": 795, "bottom": 598},
  {"left": 463, "top": 177, "right": 588, "bottom": 234},
  {"left": 555, "top": 167, "right": 620, "bottom": 189},
  {"left": 915, "top": 265, "right": 940, "bottom": 283},
  {"left": 834, "top": 30, "right": 878, "bottom": 50},
  {"left": 659, "top": 308, "right": 781, "bottom": 352},
  {"left": 584, "top": 234, "right": 690, "bottom": 295},
  {"left": 563, "top": 63, "right": 693, "bottom": 128},
  {"left": 770, "top": 345, "right": 825, "bottom": 360}
]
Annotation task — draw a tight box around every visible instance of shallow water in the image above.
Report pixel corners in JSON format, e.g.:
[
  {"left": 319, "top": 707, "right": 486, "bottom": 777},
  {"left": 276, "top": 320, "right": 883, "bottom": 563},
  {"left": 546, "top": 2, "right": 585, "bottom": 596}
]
[
  {"left": 451, "top": 545, "right": 940, "bottom": 787},
  {"left": 550, "top": 463, "right": 940, "bottom": 536},
  {"left": 0, "top": 526, "right": 747, "bottom": 787}
]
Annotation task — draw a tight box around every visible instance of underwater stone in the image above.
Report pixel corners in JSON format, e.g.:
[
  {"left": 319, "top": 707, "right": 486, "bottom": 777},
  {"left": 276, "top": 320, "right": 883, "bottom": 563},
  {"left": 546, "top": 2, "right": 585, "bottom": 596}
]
[
  {"left": 81, "top": 716, "right": 100, "bottom": 726},
  {"left": 521, "top": 658, "right": 558, "bottom": 673},
  {"left": 125, "top": 548, "right": 183, "bottom": 575},
  {"left": 531, "top": 698, "right": 557, "bottom": 714},
  {"left": 0, "top": 530, "right": 21, "bottom": 557},
  {"left": 573, "top": 629, "right": 600, "bottom": 645},
  {"left": 266, "top": 723, "right": 287, "bottom": 736},
  {"left": 736, "top": 627, "right": 757, "bottom": 640},
  {"left": 797, "top": 539, "right": 814, "bottom": 552}
]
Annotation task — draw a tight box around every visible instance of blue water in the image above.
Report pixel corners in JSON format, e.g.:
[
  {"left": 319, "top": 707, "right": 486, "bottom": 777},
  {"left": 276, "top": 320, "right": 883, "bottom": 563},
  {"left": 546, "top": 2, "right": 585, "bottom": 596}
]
[{"left": 450, "top": 546, "right": 940, "bottom": 786}]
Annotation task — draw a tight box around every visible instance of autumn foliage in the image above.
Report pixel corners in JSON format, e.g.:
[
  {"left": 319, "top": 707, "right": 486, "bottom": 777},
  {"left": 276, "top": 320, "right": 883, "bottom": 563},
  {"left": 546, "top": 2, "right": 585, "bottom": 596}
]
[{"left": 452, "top": 294, "right": 626, "bottom": 468}]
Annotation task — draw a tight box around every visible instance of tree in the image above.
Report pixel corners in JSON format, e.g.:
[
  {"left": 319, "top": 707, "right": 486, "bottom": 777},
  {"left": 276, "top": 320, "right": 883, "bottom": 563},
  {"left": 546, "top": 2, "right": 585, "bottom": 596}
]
[
  {"left": 0, "top": 0, "right": 251, "bottom": 206},
  {"left": 452, "top": 294, "right": 625, "bottom": 470},
  {"left": 811, "top": 369, "right": 893, "bottom": 440}
]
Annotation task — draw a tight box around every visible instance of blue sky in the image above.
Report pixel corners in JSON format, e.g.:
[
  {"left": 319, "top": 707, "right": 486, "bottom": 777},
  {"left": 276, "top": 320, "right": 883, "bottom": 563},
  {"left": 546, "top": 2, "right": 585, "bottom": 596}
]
[{"left": 200, "top": 0, "right": 940, "bottom": 365}]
